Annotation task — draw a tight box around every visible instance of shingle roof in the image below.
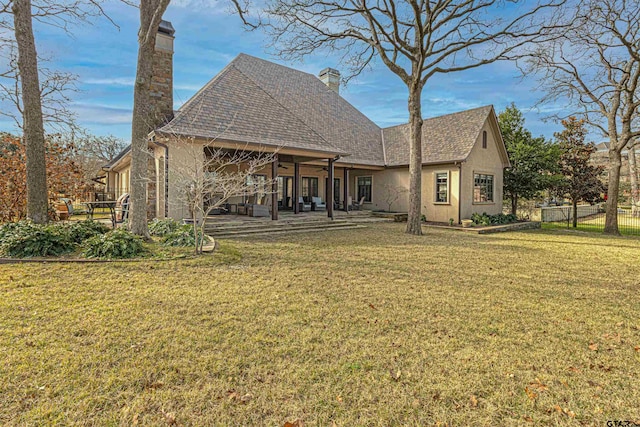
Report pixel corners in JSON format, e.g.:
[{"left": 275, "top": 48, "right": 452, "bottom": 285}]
[
  {"left": 382, "top": 106, "right": 494, "bottom": 166},
  {"left": 157, "top": 53, "right": 497, "bottom": 167},
  {"left": 158, "top": 53, "right": 385, "bottom": 160},
  {"left": 157, "top": 61, "right": 346, "bottom": 155}
]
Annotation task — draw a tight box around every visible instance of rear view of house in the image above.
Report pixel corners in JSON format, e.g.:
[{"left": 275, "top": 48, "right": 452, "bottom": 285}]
[{"left": 103, "top": 21, "right": 509, "bottom": 224}]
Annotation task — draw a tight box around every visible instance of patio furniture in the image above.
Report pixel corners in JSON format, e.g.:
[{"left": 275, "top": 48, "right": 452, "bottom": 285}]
[
  {"left": 299, "top": 196, "right": 311, "bottom": 212},
  {"left": 83, "top": 200, "right": 118, "bottom": 228},
  {"left": 351, "top": 196, "right": 366, "bottom": 211},
  {"left": 115, "top": 193, "right": 130, "bottom": 223},
  {"left": 249, "top": 204, "right": 270, "bottom": 217},
  {"left": 312, "top": 196, "right": 326, "bottom": 211}
]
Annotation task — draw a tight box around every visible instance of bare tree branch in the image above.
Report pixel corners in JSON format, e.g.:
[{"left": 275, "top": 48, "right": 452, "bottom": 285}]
[
  {"left": 262, "top": 0, "right": 564, "bottom": 234},
  {"left": 521, "top": 0, "right": 640, "bottom": 234}
]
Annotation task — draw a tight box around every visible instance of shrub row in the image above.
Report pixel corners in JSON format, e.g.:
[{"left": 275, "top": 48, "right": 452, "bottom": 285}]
[
  {"left": 0, "top": 220, "right": 145, "bottom": 259},
  {"left": 471, "top": 212, "right": 518, "bottom": 226}
]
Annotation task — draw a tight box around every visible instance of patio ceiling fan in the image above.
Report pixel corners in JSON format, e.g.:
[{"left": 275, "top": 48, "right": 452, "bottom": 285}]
[{"left": 278, "top": 163, "right": 289, "bottom": 169}]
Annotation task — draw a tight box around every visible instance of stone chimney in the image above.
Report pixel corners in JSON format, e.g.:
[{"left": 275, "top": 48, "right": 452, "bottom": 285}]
[
  {"left": 150, "top": 20, "right": 175, "bottom": 127},
  {"left": 319, "top": 67, "right": 340, "bottom": 94}
]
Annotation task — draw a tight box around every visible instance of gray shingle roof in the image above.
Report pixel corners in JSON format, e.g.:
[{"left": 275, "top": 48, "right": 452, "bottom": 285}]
[
  {"left": 383, "top": 106, "right": 494, "bottom": 166},
  {"left": 157, "top": 53, "right": 496, "bottom": 167},
  {"left": 158, "top": 53, "right": 384, "bottom": 159}
]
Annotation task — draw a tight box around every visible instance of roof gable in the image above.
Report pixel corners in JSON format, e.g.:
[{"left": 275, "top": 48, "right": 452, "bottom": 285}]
[
  {"left": 232, "top": 54, "right": 385, "bottom": 165},
  {"left": 383, "top": 106, "right": 495, "bottom": 166},
  {"left": 158, "top": 59, "right": 345, "bottom": 154}
]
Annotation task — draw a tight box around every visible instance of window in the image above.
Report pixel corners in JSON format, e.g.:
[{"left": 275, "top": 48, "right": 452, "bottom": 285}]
[
  {"left": 474, "top": 173, "right": 494, "bottom": 203},
  {"left": 302, "top": 177, "right": 318, "bottom": 199},
  {"left": 435, "top": 172, "right": 449, "bottom": 203},
  {"left": 482, "top": 131, "right": 487, "bottom": 149},
  {"left": 357, "top": 176, "right": 372, "bottom": 203}
]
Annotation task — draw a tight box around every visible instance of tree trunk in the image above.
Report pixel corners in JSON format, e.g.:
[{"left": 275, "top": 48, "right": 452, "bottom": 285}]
[
  {"left": 405, "top": 82, "right": 423, "bottom": 235},
  {"left": 572, "top": 200, "right": 578, "bottom": 228},
  {"left": 604, "top": 149, "right": 622, "bottom": 235},
  {"left": 129, "top": 2, "right": 169, "bottom": 237},
  {"left": 511, "top": 194, "right": 518, "bottom": 216},
  {"left": 629, "top": 142, "right": 639, "bottom": 217},
  {"left": 13, "top": 0, "right": 48, "bottom": 224}
]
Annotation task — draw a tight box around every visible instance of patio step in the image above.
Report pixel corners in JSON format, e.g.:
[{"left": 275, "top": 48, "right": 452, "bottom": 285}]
[
  {"left": 207, "top": 220, "right": 365, "bottom": 239},
  {"left": 205, "top": 218, "right": 350, "bottom": 232}
]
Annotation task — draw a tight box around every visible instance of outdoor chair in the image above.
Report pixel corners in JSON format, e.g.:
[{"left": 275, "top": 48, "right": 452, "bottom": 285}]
[
  {"left": 351, "top": 196, "right": 366, "bottom": 211},
  {"left": 312, "top": 196, "right": 326, "bottom": 211},
  {"left": 299, "top": 196, "right": 311, "bottom": 212}
]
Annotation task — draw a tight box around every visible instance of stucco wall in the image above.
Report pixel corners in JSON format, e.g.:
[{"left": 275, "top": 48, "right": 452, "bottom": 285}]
[
  {"left": 350, "top": 166, "right": 460, "bottom": 223},
  {"left": 460, "top": 118, "right": 505, "bottom": 220}
]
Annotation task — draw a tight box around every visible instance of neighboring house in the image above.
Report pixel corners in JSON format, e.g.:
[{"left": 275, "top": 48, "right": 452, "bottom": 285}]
[
  {"left": 104, "top": 21, "right": 509, "bottom": 224},
  {"left": 593, "top": 141, "right": 639, "bottom": 185}
]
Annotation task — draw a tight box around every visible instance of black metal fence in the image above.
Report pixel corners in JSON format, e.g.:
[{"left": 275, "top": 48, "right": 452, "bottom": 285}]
[{"left": 540, "top": 204, "right": 640, "bottom": 235}]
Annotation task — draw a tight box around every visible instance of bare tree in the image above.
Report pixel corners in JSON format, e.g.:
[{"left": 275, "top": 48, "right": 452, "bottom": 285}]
[
  {"left": 168, "top": 136, "right": 277, "bottom": 254},
  {"left": 0, "top": 43, "right": 79, "bottom": 133},
  {"left": 263, "top": 0, "right": 563, "bottom": 234},
  {"left": 629, "top": 139, "right": 639, "bottom": 217},
  {"left": 58, "top": 131, "right": 127, "bottom": 182},
  {"left": 11, "top": 0, "right": 47, "bottom": 223},
  {"left": 381, "top": 183, "right": 407, "bottom": 213},
  {"left": 522, "top": 0, "right": 640, "bottom": 234},
  {"left": 128, "top": 0, "right": 170, "bottom": 238},
  {"left": 2, "top": 0, "right": 116, "bottom": 223}
]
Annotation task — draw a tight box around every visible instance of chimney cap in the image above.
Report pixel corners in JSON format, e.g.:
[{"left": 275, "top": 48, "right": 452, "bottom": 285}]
[
  {"left": 319, "top": 67, "right": 340, "bottom": 77},
  {"left": 159, "top": 20, "right": 175, "bottom": 37}
]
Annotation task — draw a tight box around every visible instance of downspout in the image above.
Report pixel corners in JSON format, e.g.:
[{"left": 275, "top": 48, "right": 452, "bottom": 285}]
[
  {"left": 151, "top": 138, "right": 169, "bottom": 218},
  {"left": 457, "top": 161, "right": 463, "bottom": 224}
]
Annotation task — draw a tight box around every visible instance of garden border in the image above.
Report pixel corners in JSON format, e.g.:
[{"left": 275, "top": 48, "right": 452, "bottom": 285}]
[
  {"left": 0, "top": 236, "right": 217, "bottom": 264},
  {"left": 423, "top": 221, "right": 541, "bottom": 234}
]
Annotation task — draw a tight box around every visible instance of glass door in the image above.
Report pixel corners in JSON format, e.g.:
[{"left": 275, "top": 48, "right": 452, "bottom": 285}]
[{"left": 277, "top": 176, "right": 293, "bottom": 210}]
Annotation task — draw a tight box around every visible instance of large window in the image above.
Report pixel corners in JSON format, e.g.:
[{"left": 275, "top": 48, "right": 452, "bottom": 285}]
[
  {"left": 474, "top": 173, "right": 494, "bottom": 203},
  {"left": 302, "top": 177, "right": 318, "bottom": 200},
  {"left": 435, "top": 172, "right": 449, "bottom": 203},
  {"left": 357, "top": 176, "right": 372, "bottom": 203}
]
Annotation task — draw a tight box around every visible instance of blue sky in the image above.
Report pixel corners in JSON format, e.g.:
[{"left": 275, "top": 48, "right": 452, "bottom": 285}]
[{"left": 0, "top": 1, "right": 571, "bottom": 142}]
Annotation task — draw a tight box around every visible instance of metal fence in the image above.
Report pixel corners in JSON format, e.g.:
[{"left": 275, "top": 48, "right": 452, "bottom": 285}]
[{"left": 540, "top": 204, "right": 640, "bottom": 235}]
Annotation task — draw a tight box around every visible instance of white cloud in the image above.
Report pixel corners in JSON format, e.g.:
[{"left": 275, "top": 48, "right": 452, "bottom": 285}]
[{"left": 84, "top": 77, "right": 135, "bottom": 87}]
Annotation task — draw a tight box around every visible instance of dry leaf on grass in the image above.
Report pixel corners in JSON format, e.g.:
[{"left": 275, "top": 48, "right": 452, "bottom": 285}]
[
  {"left": 524, "top": 387, "right": 538, "bottom": 401},
  {"left": 528, "top": 378, "right": 548, "bottom": 391},
  {"left": 588, "top": 342, "right": 598, "bottom": 351},
  {"left": 390, "top": 369, "right": 401, "bottom": 381},
  {"left": 469, "top": 395, "right": 478, "bottom": 408},
  {"left": 284, "top": 419, "right": 304, "bottom": 427}
]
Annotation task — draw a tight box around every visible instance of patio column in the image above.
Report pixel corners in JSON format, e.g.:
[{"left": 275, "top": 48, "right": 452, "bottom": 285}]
[
  {"left": 271, "top": 154, "right": 278, "bottom": 221},
  {"left": 293, "top": 162, "right": 300, "bottom": 214},
  {"left": 343, "top": 167, "right": 349, "bottom": 211},
  {"left": 327, "top": 158, "right": 334, "bottom": 219}
]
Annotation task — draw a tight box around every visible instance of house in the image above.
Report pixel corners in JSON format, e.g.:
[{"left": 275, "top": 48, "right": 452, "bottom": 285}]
[{"left": 103, "top": 21, "right": 509, "bottom": 224}]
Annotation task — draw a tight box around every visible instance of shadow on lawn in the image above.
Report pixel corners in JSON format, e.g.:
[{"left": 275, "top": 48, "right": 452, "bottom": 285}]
[{"left": 495, "top": 228, "right": 640, "bottom": 249}]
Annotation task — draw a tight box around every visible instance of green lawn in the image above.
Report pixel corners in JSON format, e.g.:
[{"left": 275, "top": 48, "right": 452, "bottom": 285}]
[{"left": 1, "top": 224, "right": 639, "bottom": 425}]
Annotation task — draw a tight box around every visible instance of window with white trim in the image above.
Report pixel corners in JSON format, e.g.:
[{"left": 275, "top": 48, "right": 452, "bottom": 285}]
[
  {"left": 435, "top": 172, "right": 449, "bottom": 203},
  {"left": 474, "top": 173, "right": 494, "bottom": 203}
]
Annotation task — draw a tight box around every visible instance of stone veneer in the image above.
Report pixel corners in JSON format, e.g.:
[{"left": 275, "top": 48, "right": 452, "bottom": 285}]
[{"left": 150, "top": 22, "right": 175, "bottom": 128}]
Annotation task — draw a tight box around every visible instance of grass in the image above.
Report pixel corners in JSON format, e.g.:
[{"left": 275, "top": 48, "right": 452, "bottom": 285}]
[
  {"left": 542, "top": 213, "right": 640, "bottom": 236},
  {"left": 1, "top": 224, "right": 639, "bottom": 426}
]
